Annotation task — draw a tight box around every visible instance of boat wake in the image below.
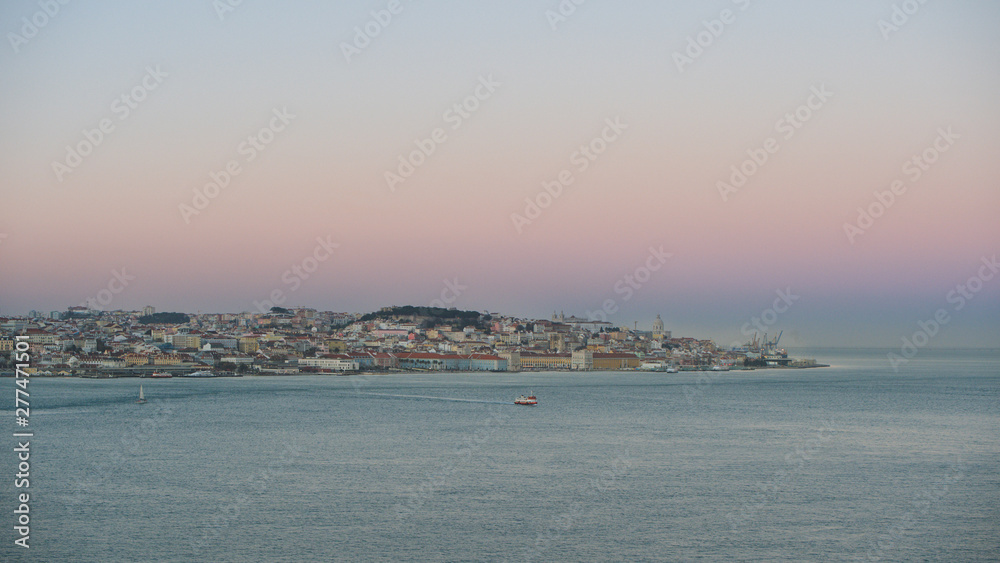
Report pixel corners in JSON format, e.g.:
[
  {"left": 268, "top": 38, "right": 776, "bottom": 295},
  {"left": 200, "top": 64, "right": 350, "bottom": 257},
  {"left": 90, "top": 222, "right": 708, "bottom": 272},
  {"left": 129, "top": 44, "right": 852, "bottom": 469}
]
[{"left": 352, "top": 392, "right": 513, "bottom": 405}]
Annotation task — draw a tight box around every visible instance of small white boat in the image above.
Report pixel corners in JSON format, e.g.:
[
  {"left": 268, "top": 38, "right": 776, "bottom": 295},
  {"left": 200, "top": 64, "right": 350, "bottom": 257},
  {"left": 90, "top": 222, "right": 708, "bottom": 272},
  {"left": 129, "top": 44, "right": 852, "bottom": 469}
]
[
  {"left": 514, "top": 394, "right": 537, "bottom": 406},
  {"left": 136, "top": 385, "right": 147, "bottom": 404}
]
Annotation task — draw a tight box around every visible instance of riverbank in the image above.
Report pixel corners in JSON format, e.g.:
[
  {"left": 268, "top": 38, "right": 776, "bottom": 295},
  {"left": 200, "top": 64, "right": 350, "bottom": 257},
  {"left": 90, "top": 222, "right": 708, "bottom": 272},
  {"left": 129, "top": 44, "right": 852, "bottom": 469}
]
[{"left": 0, "top": 363, "right": 830, "bottom": 378}]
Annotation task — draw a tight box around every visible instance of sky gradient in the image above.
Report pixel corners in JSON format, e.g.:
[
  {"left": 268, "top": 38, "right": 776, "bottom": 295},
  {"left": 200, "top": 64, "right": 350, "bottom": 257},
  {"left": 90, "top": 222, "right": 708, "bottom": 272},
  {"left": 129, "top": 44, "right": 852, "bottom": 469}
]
[{"left": 1, "top": 0, "right": 998, "bottom": 348}]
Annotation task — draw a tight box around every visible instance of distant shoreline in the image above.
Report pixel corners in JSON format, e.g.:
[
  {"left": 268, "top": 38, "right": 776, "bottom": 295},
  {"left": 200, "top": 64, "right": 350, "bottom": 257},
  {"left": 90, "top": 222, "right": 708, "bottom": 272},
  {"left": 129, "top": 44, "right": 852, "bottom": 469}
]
[{"left": 1, "top": 364, "right": 831, "bottom": 379}]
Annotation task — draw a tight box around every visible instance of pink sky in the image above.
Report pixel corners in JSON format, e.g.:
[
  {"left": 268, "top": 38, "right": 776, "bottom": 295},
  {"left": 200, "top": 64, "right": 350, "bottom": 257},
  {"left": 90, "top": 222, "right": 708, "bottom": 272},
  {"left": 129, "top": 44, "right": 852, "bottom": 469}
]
[{"left": 1, "top": 1, "right": 998, "bottom": 347}]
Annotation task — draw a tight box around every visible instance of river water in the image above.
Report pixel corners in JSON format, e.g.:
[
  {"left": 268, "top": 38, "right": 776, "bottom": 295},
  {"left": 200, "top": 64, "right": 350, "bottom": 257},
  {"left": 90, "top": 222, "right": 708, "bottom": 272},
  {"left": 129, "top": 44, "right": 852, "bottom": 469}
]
[{"left": 1, "top": 348, "right": 997, "bottom": 561}]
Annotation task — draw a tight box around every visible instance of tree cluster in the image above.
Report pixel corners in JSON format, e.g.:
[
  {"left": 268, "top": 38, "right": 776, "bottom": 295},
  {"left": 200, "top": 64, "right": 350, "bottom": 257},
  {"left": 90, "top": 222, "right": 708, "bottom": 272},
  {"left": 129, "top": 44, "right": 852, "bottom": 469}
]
[
  {"left": 357, "top": 306, "right": 490, "bottom": 330},
  {"left": 137, "top": 312, "right": 191, "bottom": 324}
]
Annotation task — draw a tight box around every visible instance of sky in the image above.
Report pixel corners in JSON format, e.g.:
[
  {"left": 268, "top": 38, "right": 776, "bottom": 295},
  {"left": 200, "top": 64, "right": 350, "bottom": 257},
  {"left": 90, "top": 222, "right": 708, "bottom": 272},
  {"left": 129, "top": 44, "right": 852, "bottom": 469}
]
[{"left": 0, "top": 0, "right": 998, "bottom": 349}]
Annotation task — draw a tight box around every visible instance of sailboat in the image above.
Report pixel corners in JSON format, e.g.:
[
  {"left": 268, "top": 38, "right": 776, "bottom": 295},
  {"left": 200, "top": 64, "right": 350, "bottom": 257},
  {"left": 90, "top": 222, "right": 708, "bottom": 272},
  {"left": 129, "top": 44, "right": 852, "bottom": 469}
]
[{"left": 136, "top": 385, "right": 147, "bottom": 404}]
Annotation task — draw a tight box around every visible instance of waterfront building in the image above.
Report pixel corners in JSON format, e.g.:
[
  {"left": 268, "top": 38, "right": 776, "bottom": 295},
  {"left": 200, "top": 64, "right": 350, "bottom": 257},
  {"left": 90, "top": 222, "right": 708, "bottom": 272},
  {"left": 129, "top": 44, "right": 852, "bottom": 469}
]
[
  {"left": 468, "top": 353, "right": 507, "bottom": 371},
  {"left": 298, "top": 356, "right": 360, "bottom": 372},
  {"left": 571, "top": 349, "right": 594, "bottom": 370},
  {"left": 347, "top": 351, "right": 377, "bottom": 369},
  {"left": 519, "top": 352, "right": 571, "bottom": 369},
  {"left": 499, "top": 350, "right": 521, "bottom": 371},
  {"left": 592, "top": 352, "right": 641, "bottom": 370},
  {"left": 373, "top": 352, "right": 397, "bottom": 369},
  {"left": 395, "top": 352, "right": 461, "bottom": 370},
  {"left": 123, "top": 353, "right": 149, "bottom": 366},
  {"left": 213, "top": 353, "right": 252, "bottom": 368},
  {"left": 151, "top": 353, "right": 185, "bottom": 366}
]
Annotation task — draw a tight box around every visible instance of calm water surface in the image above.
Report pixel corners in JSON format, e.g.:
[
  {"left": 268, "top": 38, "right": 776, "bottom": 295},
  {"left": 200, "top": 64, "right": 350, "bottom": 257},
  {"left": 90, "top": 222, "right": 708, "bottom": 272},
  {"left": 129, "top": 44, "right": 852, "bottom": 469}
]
[{"left": 2, "top": 348, "right": 997, "bottom": 562}]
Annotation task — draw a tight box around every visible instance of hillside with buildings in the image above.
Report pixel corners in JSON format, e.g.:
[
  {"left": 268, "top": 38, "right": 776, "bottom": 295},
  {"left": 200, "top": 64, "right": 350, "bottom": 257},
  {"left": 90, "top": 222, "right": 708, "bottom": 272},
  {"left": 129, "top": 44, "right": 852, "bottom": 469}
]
[{"left": 1, "top": 306, "right": 809, "bottom": 377}]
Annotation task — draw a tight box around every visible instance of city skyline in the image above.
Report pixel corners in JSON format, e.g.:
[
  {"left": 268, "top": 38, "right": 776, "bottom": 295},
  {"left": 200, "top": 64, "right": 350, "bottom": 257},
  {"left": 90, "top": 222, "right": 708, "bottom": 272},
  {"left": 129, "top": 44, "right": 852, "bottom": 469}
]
[{"left": 1, "top": 1, "right": 998, "bottom": 349}]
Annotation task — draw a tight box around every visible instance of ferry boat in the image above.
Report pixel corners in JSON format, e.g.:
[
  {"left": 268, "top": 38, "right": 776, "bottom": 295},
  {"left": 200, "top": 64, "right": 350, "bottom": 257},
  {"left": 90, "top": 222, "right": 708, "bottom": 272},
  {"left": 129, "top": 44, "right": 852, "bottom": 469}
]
[
  {"left": 150, "top": 372, "right": 172, "bottom": 378},
  {"left": 514, "top": 394, "right": 537, "bottom": 406}
]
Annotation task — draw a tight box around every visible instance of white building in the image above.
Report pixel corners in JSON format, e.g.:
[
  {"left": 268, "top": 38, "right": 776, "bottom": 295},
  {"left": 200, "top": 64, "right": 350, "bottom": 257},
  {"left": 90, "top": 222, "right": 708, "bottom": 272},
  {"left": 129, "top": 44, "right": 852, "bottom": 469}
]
[
  {"left": 298, "top": 357, "right": 360, "bottom": 372},
  {"left": 468, "top": 354, "right": 508, "bottom": 371},
  {"left": 571, "top": 349, "right": 593, "bottom": 370},
  {"left": 499, "top": 350, "right": 521, "bottom": 371}
]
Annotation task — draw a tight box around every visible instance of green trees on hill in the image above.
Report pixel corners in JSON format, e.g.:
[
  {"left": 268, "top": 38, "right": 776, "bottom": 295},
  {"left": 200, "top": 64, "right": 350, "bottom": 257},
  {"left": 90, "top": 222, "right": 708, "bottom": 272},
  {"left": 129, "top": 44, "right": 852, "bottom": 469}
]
[
  {"left": 357, "top": 306, "right": 490, "bottom": 329},
  {"left": 137, "top": 312, "right": 190, "bottom": 324}
]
